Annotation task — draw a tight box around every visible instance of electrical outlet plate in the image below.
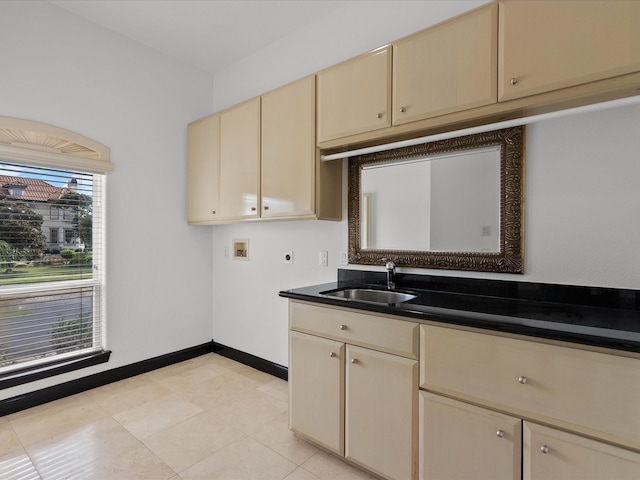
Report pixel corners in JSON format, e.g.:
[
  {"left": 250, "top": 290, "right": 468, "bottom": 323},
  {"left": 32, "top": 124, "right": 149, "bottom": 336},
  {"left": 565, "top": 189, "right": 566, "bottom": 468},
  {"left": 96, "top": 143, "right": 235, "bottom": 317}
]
[
  {"left": 319, "top": 251, "right": 328, "bottom": 267},
  {"left": 284, "top": 251, "right": 293, "bottom": 264}
]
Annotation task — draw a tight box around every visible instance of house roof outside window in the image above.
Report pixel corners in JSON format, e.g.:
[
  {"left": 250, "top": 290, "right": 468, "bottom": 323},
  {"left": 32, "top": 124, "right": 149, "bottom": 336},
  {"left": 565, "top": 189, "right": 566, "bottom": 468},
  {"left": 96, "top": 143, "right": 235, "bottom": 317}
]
[{"left": 0, "top": 176, "right": 74, "bottom": 202}]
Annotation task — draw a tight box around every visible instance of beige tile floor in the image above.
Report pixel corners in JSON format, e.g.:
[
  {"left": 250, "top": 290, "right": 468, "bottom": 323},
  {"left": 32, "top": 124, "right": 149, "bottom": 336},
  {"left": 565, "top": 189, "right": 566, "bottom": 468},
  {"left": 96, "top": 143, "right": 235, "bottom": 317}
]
[{"left": 0, "top": 353, "right": 376, "bottom": 480}]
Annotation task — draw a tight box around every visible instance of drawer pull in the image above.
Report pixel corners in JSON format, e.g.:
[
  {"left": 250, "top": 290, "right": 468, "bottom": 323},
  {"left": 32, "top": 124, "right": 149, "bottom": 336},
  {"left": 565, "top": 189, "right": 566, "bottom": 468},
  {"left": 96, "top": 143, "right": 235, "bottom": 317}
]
[
  {"left": 339, "top": 324, "right": 347, "bottom": 330},
  {"left": 540, "top": 445, "right": 550, "bottom": 454},
  {"left": 496, "top": 430, "right": 505, "bottom": 438},
  {"left": 329, "top": 352, "right": 336, "bottom": 358},
  {"left": 351, "top": 358, "right": 359, "bottom": 364},
  {"left": 518, "top": 376, "right": 528, "bottom": 384}
]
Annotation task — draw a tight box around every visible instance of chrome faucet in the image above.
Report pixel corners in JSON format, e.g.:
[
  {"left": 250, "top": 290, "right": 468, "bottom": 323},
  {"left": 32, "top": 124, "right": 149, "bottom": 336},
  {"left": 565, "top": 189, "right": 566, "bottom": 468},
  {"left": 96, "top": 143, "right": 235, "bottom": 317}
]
[{"left": 384, "top": 260, "right": 396, "bottom": 290}]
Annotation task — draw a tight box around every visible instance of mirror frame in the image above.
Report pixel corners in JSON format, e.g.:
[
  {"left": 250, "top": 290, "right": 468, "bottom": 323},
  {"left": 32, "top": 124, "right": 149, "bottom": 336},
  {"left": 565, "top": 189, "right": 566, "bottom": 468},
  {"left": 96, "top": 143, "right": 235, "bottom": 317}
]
[{"left": 348, "top": 126, "right": 524, "bottom": 273}]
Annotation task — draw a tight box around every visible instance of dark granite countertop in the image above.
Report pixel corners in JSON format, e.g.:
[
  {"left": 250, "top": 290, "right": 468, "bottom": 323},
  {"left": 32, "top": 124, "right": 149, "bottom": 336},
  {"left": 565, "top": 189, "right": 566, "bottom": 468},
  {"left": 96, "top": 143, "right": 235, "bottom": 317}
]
[{"left": 279, "top": 270, "right": 640, "bottom": 354}]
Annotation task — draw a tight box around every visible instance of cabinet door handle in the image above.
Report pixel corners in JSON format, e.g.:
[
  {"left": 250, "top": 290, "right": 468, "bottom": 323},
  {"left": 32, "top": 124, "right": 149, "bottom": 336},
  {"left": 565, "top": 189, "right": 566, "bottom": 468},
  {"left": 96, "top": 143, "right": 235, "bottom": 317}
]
[
  {"left": 376, "top": 112, "right": 383, "bottom": 119},
  {"left": 329, "top": 352, "right": 336, "bottom": 358},
  {"left": 540, "top": 445, "right": 550, "bottom": 454},
  {"left": 264, "top": 205, "right": 269, "bottom": 210},
  {"left": 400, "top": 106, "right": 407, "bottom": 113},
  {"left": 496, "top": 430, "right": 505, "bottom": 438},
  {"left": 511, "top": 77, "right": 518, "bottom": 85},
  {"left": 339, "top": 324, "right": 347, "bottom": 330},
  {"left": 351, "top": 358, "right": 358, "bottom": 364},
  {"left": 518, "top": 376, "right": 528, "bottom": 384},
  {"left": 211, "top": 210, "right": 216, "bottom": 214}
]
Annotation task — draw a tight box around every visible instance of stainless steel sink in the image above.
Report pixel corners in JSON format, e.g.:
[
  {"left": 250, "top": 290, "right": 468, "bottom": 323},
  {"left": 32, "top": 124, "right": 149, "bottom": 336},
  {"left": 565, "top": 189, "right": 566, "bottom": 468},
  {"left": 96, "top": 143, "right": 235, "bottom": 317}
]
[{"left": 322, "top": 288, "right": 417, "bottom": 304}]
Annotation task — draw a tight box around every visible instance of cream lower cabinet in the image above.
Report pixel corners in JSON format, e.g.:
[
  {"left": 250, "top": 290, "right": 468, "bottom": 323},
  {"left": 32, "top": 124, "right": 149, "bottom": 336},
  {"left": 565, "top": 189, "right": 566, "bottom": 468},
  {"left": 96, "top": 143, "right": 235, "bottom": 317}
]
[
  {"left": 420, "top": 324, "right": 640, "bottom": 479},
  {"left": 289, "top": 301, "right": 419, "bottom": 480},
  {"left": 420, "top": 392, "right": 521, "bottom": 480},
  {"left": 289, "top": 330, "right": 344, "bottom": 455},
  {"left": 524, "top": 421, "right": 640, "bottom": 480},
  {"left": 420, "top": 393, "right": 640, "bottom": 480},
  {"left": 345, "top": 344, "right": 418, "bottom": 480}
]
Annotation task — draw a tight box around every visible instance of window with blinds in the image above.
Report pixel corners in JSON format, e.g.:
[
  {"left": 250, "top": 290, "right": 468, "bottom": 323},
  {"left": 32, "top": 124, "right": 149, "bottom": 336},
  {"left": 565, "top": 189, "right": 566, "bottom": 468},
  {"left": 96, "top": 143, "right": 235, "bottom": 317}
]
[{"left": 0, "top": 162, "right": 105, "bottom": 377}]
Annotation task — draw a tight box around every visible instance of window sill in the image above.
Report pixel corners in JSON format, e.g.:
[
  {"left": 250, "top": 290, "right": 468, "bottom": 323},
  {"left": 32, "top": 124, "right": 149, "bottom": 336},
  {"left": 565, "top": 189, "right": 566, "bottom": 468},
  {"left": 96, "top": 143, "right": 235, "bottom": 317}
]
[{"left": 0, "top": 350, "right": 111, "bottom": 390}]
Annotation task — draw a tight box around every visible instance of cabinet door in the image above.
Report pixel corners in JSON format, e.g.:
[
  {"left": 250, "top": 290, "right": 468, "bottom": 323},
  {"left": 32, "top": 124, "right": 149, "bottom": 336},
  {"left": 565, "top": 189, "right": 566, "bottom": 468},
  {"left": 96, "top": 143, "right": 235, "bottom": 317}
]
[
  {"left": 393, "top": 3, "right": 497, "bottom": 126},
  {"left": 420, "top": 392, "right": 521, "bottom": 480},
  {"left": 261, "top": 76, "right": 315, "bottom": 218},
  {"left": 289, "top": 331, "right": 344, "bottom": 455},
  {"left": 499, "top": 0, "right": 640, "bottom": 101},
  {"left": 346, "top": 344, "right": 418, "bottom": 480},
  {"left": 186, "top": 113, "right": 220, "bottom": 223},
  {"left": 524, "top": 422, "right": 640, "bottom": 480},
  {"left": 317, "top": 45, "right": 392, "bottom": 143},
  {"left": 219, "top": 97, "right": 261, "bottom": 219}
]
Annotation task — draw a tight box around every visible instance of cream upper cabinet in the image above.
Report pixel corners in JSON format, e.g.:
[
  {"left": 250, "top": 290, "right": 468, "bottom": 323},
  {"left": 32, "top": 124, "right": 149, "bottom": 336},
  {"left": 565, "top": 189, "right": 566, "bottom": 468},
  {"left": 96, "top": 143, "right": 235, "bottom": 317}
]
[
  {"left": 420, "top": 392, "right": 521, "bottom": 480},
  {"left": 187, "top": 77, "right": 341, "bottom": 225},
  {"left": 317, "top": 45, "right": 392, "bottom": 143},
  {"left": 186, "top": 113, "right": 220, "bottom": 224},
  {"left": 261, "top": 76, "right": 315, "bottom": 218},
  {"left": 523, "top": 422, "right": 640, "bottom": 480},
  {"left": 499, "top": 0, "right": 640, "bottom": 101},
  {"left": 219, "top": 97, "right": 261, "bottom": 220},
  {"left": 346, "top": 344, "right": 418, "bottom": 480},
  {"left": 393, "top": 3, "right": 498, "bottom": 126},
  {"left": 289, "top": 330, "right": 344, "bottom": 455}
]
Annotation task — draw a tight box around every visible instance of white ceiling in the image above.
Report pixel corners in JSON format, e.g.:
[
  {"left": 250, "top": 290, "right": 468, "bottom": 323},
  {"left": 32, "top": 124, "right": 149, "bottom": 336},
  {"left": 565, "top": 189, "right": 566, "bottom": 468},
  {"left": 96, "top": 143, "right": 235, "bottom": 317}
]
[{"left": 48, "top": 0, "right": 351, "bottom": 75}]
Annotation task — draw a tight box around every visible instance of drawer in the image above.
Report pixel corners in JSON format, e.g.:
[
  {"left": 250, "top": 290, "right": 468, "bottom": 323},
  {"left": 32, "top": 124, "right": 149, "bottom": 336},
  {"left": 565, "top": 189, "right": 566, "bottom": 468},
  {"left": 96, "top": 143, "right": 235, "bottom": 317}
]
[
  {"left": 420, "top": 324, "right": 640, "bottom": 450},
  {"left": 289, "top": 301, "right": 419, "bottom": 359},
  {"left": 523, "top": 422, "right": 640, "bottom": 480}
]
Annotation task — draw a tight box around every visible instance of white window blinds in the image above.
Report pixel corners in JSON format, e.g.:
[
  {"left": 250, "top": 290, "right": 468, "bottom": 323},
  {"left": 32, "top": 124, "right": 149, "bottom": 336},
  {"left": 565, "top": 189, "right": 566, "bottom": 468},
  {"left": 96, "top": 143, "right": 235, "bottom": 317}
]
[{"left": 0, "top": 162, "right": 105, "bottom": 375}]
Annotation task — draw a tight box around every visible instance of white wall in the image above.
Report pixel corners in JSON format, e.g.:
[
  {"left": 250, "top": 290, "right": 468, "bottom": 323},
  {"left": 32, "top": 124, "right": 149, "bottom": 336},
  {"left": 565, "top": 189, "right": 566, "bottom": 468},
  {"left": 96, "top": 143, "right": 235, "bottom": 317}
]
[
  {"left": 524, "top": 103, "right": 640, "bottom": 288},
  {"left": 0, "top": 1, "right": 214, "bottom": 400},
  {"left": 211, "top": 1, "right": 640, "bottom": 367}
]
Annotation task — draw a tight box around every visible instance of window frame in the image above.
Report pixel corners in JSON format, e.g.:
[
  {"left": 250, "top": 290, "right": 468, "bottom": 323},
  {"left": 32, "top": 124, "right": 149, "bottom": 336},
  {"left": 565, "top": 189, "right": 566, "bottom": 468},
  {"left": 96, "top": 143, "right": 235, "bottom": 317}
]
[
  {"left": 0, "top": 116, "right": 112, "bottom": 389},
  {"left": 50, "top": 227, "right": 59, "bottom": 245}
]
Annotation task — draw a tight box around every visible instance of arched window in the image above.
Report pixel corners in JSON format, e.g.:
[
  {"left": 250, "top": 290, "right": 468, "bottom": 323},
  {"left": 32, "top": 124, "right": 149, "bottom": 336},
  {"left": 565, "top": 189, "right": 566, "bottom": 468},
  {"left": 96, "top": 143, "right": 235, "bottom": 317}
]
[{"left": 0, "top": 116, "right": 112, "bottom": 388}]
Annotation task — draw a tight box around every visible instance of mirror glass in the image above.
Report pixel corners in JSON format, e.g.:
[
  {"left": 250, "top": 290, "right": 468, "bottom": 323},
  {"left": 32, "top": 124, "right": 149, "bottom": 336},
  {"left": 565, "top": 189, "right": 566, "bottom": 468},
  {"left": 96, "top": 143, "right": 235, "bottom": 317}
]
[
  {"left": 348, "top": 126, "right": 524, "bottom": 273},
  {"left": 360, "top": 146, "right": 501, "bottom": 252}
]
